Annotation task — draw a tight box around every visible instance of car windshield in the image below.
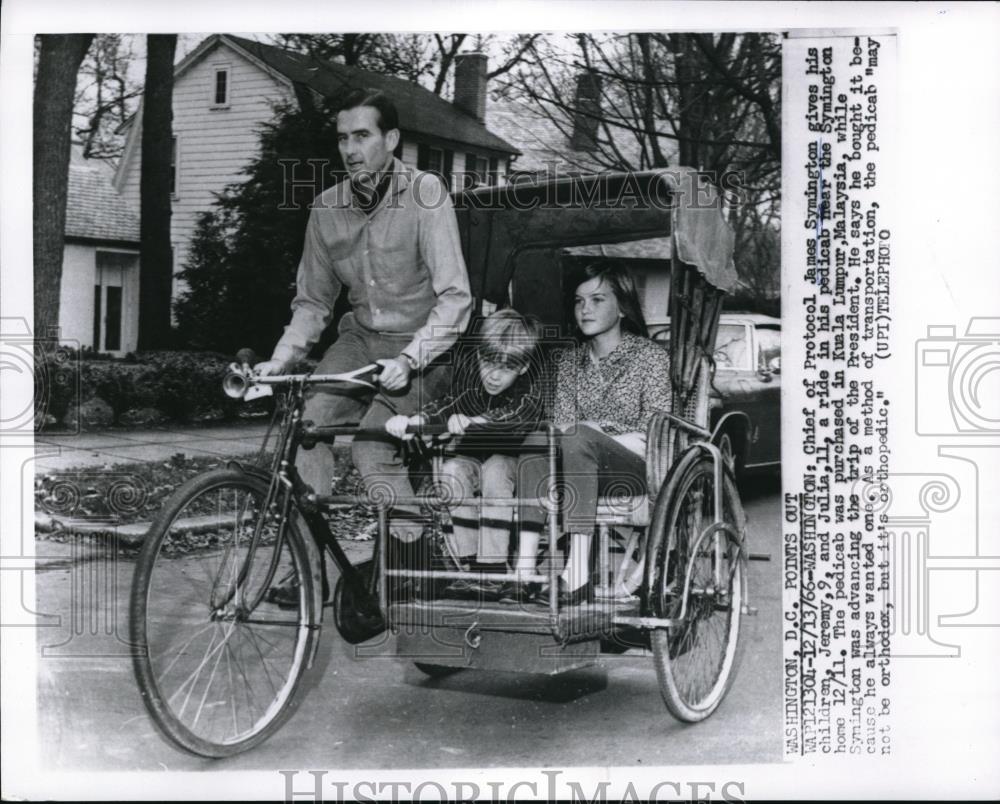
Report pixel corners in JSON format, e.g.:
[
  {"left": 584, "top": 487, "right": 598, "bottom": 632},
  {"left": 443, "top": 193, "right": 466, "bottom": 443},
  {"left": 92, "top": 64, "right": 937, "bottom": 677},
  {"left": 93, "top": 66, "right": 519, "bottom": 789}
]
[{"left": 714, "top": 323, "right": 749, "bottom": 369}]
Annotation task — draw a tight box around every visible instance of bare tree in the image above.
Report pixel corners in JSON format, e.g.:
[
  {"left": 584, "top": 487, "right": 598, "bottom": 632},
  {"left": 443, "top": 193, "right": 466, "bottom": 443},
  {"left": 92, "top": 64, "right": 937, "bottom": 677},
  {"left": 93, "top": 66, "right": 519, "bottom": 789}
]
[
  {"left": 272, "top": 33, "right": 380, "bottom": 67},
  {"left": 73, "top": 34, "right": 143, "bottom": 160},
  {"left": 497, "top": 32, "right": 781, "bottom": 302},
  {"left": 137, "top": 34, "right": 177, "bottom": 350},
  {"left": 269, "top": 33, "right": 539, "bottom": 97},
  {"left": 498, "top": 33, "right": 778, "bottom": 175},
  {"left": 33, "top": 34, "right": 94, "bottom": 340}
]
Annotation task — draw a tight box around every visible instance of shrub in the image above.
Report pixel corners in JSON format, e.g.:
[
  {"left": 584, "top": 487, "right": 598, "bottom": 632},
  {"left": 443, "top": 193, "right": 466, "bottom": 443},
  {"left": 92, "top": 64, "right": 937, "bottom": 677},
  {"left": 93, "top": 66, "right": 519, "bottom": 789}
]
[{"left": 36, "top": 349, "right": 272, "bottom": 430}]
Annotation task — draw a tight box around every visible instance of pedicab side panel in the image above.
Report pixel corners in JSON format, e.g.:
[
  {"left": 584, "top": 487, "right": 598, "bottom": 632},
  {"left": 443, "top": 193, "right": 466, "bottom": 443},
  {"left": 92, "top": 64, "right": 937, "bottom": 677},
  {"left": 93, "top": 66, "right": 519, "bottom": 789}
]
[{"left": 393, "top": 606, "right": 602, "bottom": 675}]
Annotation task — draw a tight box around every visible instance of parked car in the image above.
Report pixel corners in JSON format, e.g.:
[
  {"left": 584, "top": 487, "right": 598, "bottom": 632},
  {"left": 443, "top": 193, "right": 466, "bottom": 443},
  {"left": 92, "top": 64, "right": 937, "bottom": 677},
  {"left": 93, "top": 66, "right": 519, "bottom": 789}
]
[{"left": 648, "top": 313, "right": 781, "bottom": 478}]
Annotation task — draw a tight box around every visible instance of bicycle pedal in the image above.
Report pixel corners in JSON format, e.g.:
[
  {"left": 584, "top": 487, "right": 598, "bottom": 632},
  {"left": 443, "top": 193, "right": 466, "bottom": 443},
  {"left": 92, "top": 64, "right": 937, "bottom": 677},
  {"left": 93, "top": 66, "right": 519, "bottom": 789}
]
[{"left": 742, "top": 604, "right": 758, "bottom": 616}]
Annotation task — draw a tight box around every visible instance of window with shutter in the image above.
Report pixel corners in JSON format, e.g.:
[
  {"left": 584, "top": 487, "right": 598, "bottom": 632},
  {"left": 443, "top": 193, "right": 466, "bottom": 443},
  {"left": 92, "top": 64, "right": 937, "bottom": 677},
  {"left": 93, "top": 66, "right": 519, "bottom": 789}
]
[
  {"left": 427, "top": 147, "right": 443, "bottom": 174},
  {"left": 464, "top": 152, "right": 477, "bottom": 190}
]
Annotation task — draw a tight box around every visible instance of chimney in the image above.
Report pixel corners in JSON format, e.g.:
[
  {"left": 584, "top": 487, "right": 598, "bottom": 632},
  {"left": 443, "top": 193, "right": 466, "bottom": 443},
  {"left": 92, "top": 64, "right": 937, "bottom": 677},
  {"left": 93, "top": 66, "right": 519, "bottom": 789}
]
[
  {"left": 570, "top": 70, "right": 602, "bottom": 151},
  {"left": 453, "top": 52, "right": 488, "bottom": 122}
]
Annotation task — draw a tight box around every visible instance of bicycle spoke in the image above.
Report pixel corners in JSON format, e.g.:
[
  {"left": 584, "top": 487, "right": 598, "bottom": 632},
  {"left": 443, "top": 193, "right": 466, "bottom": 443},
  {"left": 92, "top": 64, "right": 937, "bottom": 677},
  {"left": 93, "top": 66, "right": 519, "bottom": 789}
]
[
  {"left": 225, "top": 637, "right": 238, "bottom": 737},
  {"left": 133, "top": 470, "right": 317, "bottom": 755},
  {"left": 193, "top": 620, "right": 234, "bottom": 729},
  {"left": 172, "top": 622, "right": 233, "bottom": 716},
  {"left": 242, "top": 624, "right": 279, "bottom": 697},
  {"left": 153, "top": 621, "right": 216, "bottom": 680}
]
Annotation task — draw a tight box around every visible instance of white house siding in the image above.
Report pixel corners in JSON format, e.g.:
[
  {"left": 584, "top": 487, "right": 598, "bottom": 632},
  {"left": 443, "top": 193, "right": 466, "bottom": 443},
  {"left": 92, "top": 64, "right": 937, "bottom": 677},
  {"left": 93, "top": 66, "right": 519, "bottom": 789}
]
[
  {"left": 117, "top": 41, "right": 294, "bottom": 295},
  {"left": 400, "top": 140, "right": 419, "bottom": 169},
  {"left": 59, "top": 244, "right": 97, "bottom": 349}
]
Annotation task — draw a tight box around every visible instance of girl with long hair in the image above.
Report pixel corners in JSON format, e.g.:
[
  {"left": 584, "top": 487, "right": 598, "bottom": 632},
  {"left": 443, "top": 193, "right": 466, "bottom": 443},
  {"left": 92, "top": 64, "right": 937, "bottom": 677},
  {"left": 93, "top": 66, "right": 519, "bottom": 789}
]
[{"left": 510, "top": 259, "right": 672, "bottom": 604}]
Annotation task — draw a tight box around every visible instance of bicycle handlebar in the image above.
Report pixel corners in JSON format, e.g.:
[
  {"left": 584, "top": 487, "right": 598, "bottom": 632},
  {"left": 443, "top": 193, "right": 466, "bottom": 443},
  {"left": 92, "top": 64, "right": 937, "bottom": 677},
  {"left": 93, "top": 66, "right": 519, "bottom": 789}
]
[{"left": 222, "top": 361, "right": 383, "bottom": 400}]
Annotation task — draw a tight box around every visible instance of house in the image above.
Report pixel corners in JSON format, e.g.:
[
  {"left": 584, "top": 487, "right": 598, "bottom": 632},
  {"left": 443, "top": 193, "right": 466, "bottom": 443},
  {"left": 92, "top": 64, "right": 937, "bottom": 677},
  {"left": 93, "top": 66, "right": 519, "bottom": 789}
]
[
  {"left": 60, "top": 144, "right": 141, "bottom": 355},
  {"left": 113, "top": 34, "right": 520, "bottom": 293}
]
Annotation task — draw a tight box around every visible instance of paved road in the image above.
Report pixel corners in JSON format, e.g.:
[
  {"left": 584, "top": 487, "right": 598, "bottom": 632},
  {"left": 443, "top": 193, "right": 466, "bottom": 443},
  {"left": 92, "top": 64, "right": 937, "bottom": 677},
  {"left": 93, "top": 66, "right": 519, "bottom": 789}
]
[{"left": 35, "top": 475, "right": 782, "bottom": 772}]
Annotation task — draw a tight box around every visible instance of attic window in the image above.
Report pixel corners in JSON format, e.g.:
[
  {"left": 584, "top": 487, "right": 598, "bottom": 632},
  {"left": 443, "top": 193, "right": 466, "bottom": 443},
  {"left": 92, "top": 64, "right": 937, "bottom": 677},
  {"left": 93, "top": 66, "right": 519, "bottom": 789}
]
[{"left": 212, "top": 66, "right": 230, "bottom": 107}]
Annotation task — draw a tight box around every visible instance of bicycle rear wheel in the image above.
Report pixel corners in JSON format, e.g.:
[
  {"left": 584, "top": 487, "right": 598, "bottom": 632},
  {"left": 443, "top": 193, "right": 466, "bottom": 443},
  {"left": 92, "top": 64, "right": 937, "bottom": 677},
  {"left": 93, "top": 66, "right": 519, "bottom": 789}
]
[
  {"left": 644, "top": 448, "right": 746, "bottom": 722},
  {"left": 130, "top": 467, "right": 322, "bottom": 757}
]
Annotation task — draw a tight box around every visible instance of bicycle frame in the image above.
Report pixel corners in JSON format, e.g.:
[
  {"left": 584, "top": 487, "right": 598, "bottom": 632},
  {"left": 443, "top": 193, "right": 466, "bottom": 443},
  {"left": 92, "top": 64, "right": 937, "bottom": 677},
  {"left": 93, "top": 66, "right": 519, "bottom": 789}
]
[{"left": 237, "top": 377, "right": 385, "bottom": 626}]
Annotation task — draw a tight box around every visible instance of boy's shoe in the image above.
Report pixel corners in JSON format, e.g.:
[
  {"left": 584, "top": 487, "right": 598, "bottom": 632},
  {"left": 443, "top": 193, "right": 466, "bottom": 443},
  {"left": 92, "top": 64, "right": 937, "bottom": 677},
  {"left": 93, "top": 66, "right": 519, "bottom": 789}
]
[
  {"left": 498, "top": 580, "right": 535, "bottom": 605},
  {"left": 442, "top": 578, "right": 476, "bottom": 599},
  {"left": 466, "top": 578, "right": 504, "bottom": 600},
  {"left": 534, "top": 578, "right": 593, "bottom": 607}
]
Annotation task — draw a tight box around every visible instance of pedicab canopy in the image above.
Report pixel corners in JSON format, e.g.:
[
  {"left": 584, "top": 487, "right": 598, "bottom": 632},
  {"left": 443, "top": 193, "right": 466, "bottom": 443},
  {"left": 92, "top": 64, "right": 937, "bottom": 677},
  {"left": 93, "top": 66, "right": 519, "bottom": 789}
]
[{"left": 453, "top": 166, "right": 739, "bottom": 306}]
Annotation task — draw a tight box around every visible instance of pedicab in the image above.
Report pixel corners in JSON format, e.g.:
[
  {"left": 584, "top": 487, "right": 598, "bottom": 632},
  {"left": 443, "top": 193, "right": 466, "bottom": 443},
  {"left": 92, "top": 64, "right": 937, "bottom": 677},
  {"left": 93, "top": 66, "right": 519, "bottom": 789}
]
[{"left": 129, "top": 168, "right": 755, "bottom": 758}]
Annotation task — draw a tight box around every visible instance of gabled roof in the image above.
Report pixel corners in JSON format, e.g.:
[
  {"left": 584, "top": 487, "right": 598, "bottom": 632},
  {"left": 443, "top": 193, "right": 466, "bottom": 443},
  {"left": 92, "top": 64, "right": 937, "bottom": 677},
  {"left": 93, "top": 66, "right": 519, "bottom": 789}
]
[
  {"left": 200, "top": 35, "right": 519, "bottom": 156},
  {"left": 66, "top": 144, "right": 140, "bottom": 244}
]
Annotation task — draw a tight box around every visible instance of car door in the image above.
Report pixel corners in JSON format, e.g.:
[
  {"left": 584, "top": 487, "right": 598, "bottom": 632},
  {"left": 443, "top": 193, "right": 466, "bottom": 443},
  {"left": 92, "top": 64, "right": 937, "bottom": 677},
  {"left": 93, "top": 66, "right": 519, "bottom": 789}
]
[
  {"left": 747, "top": 324, "right": 781, "bottom": 466},
  {"left": 712, "top": 320, "right": 756, "bottom": 435}
]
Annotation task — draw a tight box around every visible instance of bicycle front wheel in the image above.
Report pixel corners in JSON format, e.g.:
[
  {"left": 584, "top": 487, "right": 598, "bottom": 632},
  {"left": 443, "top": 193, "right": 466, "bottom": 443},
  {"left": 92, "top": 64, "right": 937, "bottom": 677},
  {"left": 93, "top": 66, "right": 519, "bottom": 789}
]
[
  {"left": 130, "top": 467, "right": 322, "bottom": 758},
  {"left": 645, "top": 448, "right": 747, "bottom": 723}
]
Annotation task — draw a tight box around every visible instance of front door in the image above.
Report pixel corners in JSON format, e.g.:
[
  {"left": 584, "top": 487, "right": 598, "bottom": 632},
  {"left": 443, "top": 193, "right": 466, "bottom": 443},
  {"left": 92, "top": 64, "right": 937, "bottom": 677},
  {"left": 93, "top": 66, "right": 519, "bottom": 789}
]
[{"left": 94, "top": 250, "right": 138, "bottom": 354}]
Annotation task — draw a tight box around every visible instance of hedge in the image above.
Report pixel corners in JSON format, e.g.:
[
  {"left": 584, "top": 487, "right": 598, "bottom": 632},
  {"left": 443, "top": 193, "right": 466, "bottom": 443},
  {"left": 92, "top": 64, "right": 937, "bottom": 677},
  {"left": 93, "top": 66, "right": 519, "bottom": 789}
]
[{"left": 37, "top": 349, "right": 301, "bottom": 430}]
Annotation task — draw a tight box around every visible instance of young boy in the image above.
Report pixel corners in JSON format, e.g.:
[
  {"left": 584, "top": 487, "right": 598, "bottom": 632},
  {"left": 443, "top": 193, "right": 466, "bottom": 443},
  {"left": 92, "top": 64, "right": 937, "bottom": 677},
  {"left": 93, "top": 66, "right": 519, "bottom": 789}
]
[{"left": 385, "top": 309, "right": 544, "bottom": 600}]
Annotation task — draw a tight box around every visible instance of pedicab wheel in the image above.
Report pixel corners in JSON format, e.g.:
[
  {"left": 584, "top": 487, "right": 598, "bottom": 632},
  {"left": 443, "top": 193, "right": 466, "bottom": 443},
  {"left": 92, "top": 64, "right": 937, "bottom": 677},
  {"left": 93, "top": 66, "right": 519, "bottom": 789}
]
[
  {"left": 130, "top": 467, "right": 323, "bottom": 758},
  {"left": 413, "top": 662, "right": 464, "bottom": 678},
  {"left": 643, "top": 448, "right": 747, "bottom": 723}
]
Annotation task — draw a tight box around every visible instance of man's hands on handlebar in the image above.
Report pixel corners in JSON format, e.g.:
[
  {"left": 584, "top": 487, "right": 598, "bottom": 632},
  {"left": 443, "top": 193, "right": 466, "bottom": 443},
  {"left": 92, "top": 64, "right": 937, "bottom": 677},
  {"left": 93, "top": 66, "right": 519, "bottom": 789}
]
[
  {"left": 375, "top": 356, "right": 411, "bottom": 391},
  {"left": 251, "top": 355, "right": 403, "bottom": 386},
  {"left": 249, "top": 353, "right": 407, "bottom": 390},
  {"left": 253, "top": 359, "right": 289, "bottom": 377}
]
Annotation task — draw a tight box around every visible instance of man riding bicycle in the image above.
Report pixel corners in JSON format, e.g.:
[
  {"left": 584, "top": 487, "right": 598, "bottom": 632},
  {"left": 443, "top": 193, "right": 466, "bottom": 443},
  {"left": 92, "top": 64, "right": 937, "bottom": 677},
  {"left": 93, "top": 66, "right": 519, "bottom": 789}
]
[{"left": 254, "top": 88, "right": 472, "bottom": 599}]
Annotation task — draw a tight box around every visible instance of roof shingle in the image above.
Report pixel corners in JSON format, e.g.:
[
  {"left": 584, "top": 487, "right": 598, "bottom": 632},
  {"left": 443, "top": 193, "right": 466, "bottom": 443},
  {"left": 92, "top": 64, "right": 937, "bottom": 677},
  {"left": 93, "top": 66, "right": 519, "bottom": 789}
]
[
  {"left": 222, "top": 35, "right": 519, "bottom": 156},
  {"left": 65, "top": 145, "right": 140, "bottom": 243}
]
